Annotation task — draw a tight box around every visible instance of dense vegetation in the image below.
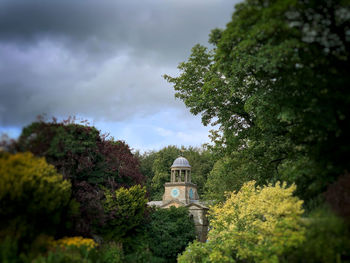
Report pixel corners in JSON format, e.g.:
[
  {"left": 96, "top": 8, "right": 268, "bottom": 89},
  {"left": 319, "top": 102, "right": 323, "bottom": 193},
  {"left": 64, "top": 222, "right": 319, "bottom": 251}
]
[
  {"left": 165, "top": 0, "right": 350, "bottom": 206},
  {"left": 164, "top": 0, "right": 350, "bottom": 261},
  {"left": 1, "top": 0, "right": 350, "bottom": 262},
  {"left": 0, "top": 119, "right": 196, "bottom": 262},
  {"left": 146, "top": 206, "right": 196, "bottom": 262}
]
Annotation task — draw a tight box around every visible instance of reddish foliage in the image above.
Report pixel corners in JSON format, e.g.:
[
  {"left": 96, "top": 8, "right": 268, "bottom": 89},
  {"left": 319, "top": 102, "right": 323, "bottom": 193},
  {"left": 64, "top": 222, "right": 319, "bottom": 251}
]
[
  {"left": 98, "top": 139, "right": 144, "bottom": 189},
  {"left": 16, "top": 121, "right": 145, "bottom": 187},
  {"left": 68, "top": 181, "right": 106, "bottom": 236},
  {"left": 325, "top": 172, "right": 350, "bottom": 221},
  {"left": 14, "top": 119, "right": 146, "bottom": 237}
]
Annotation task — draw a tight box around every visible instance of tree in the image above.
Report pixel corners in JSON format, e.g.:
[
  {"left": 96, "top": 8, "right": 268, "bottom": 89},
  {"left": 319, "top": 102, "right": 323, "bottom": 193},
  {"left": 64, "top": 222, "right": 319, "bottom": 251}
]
[
  {"left": 150, "top": 146, "right": 180, "bottom": 200},
  {"left": 325, "top": 172, "right": 350, "bottom": 222},
  {"left": 102, "top": 185, "right": 148, "bottom": 242},
  {"left": 178, "top": 181, "right": 305, "bottom": 263},
  {"left": 204, "top": 156, "right": 254, "bottom": 202},
  {"left": 16, "top": 121, "right": 144, "bottom": 187},
  {"left": 165, "top": 0, "right": 350, "bottom": 203},
  {"left": 0, "top": 152, "right": 71, "bottom": 252},
  {"left": 146, "top": 206, "right": 196, "bottom": 262},
  {"left": 184, "top": 146, "right": 216, "bottom": 196},
  {"left": 282, "top": 207, "right": 350, "bottom": 263},
  {"left": 15, "top": 119, "right": 145, "bottom": 236},
  {"left": 136, "top": 149, "right": 157, "bottom": 198}
]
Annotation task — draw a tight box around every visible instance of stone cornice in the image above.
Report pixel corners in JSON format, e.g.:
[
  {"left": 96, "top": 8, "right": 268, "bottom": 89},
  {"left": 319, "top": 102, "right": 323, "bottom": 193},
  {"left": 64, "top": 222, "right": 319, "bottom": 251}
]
[{"left": 164, "top": 182, "right": 197, "bottom": 187}]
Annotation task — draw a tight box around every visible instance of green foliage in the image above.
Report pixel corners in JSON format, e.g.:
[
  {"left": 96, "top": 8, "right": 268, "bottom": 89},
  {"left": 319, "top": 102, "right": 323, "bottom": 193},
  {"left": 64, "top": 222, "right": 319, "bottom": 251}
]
[
  {"left": 33, "top": 246, "right": 97, "bottom": 263},
  {"left": 150, "top": 146, "right": 180, "bottom": 200},
  {"left": 102, "top": 185, "right": 148, "bottom": 241},
  {"left": 283, "top": 207, "right": 350, "bottom": 263},
  {"left": 0, "top": 236, "right": 21, "bottom": 263},
  {"left": 17, "top": 121, "right": 144, "bottom": 186},
  {"left": 204, "top": 155, "right": 255, "bottom": 202},
  {"left": 124, "top": 245, "right": 162, "bottom": 263},
  {"left": 15, "top": 120, "right": 144, "bottom": 237},
  {"left": 0, "top": 152, "right": 71, "bottom": 255},
  {"left": 98, "top": 243, "right": 124, "bottom": 263},
  {"left": 179, "top": 181, "right": 305, "bottom": 263},
  {"left": 177, "top": 240, "right": 210, "bottom": 263},
  {"left": 165, "top": 0, "right": 350, "bottom": 204},
  {"left": 147, "top": 206, "right": 196, "bottom": 262},
  {"left": 33, "top": 242, "right": 125, "bottom": 263},
  {"left": 0, "top": 152, "right": 71, "bottom": 216},
  {"left": 185, "top": 147, "right": 215, "bottom": 196}
]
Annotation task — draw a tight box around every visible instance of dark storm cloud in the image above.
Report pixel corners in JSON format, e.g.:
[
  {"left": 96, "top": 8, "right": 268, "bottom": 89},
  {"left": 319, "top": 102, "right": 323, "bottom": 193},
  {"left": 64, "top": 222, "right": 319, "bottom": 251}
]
[{"left": 0, "top": 0, "right": 237, "bottom": 126}]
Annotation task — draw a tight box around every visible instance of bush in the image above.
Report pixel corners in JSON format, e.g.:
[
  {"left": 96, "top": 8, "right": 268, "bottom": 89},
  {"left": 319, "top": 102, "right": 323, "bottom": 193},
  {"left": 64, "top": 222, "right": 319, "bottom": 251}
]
[
  {"left": 98, "top": 242, "right": 124, "bottom": 263},
  {"left": 147, "top": 206, "right": 196, "bottom": 262},
  {"left": 325, "top": 173, "right": 350, "bottom": 222},
  {"left": 15, "top": 120, "right": 145, "bottom": 237},
  {"left": 33, "top": 246, "right": 96, "bottom": 263},
  {"left": 102, "top": 185, "right": 148, "bottom": 242},
  {"left": 283, "top": 207, "right": 350, "bottom": 263},
  {"left": 179, "top": 181, "right": 305, "bottom": 263},
  {"left": 34, "top": 241, "right": 124, "bottom": 263},
  {"left": 0, "top": 152, "right": 71, "bottom": 259},
  {"left": 52, "top": 236, "right": 97, "bottom": 250}
]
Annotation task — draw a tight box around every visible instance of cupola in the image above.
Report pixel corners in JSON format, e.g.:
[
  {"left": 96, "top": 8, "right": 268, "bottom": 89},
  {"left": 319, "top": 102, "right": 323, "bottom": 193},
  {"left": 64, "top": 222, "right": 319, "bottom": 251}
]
[{"left": 170, "top": 156, "right": 191, "bottom": 183}]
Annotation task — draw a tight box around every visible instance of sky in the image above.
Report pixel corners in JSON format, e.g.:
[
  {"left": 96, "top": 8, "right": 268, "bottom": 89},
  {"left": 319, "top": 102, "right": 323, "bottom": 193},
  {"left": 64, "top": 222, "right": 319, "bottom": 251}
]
[{"left": 0, "top": 0, "right": 238, "bottom": 152}]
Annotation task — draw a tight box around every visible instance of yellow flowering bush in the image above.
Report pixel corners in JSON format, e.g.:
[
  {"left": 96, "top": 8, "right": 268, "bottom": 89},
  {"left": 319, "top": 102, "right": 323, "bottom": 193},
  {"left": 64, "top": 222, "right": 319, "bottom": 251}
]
[
  {"left": 52, "top": 237, "right": 97, "bottom": 250},
  {"left": 0, "top": 152, "right": 71, "bottom": 214},
  {"left": 179, "top": 181, "right": 306, "bottom": 263},
  {"left": 0, "top": 152, "right": 71, "bottom": 249}
]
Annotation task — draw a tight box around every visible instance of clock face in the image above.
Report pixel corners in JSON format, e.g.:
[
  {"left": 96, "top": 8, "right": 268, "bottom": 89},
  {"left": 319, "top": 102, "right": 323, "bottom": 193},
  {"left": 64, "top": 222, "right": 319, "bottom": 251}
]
[
  {"left": 171, "top": 188, "right": 180, "bottom": 198},
  {"left": 189, "top": 188, "right": 194, "bottom": 199}
]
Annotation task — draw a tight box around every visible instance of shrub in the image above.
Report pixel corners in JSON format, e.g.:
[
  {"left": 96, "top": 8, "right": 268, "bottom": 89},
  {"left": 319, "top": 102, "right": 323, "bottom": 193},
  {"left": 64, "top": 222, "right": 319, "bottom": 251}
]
[
  {"left": 33, "top": 246, "right": 95, "bottom": 263},
  {"left": 179, "top": 181, "right": 305, "bottom": 263},
  {"left": 98, "top": 242, "right": 124, "bottom": 263},
  {"left": 34, "top": 241, "right": 125, "bottom": 263},
  {"left": 325, "top": 172, "right": 350, "bottom": 222},
  {"left": 147, "top": 206, "right": 196, "bottom": 262},
  {"left": 282, "top": 207, "right": 350, "bottom": 263},
  {"left": 15, "top": 120, "right": 145, "bottom": 237},
  {"left": 102, "top": 185, "right": 148, "bottom": 242},
  {"left": 0, "top": 152, "right": 71, "bottom": 257},
  {"left": 52, "top": 236, "right": 97, "bottom": 250}
]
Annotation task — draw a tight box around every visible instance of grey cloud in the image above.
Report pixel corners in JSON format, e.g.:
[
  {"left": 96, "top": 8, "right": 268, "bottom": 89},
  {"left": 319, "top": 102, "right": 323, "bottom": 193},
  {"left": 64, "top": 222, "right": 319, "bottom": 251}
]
[
  {"left": 0, "top": 0, "right": 236, "bottom": 61},
  {"left": 0, "top": 0, "right": 238, "bottom": 127}
]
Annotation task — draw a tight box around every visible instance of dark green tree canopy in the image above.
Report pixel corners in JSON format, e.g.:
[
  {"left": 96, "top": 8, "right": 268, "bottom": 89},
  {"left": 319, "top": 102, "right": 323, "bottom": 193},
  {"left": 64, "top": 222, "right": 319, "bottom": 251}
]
[
  {"left": 165, "top": 0, "right": 350, "bottom": 203},
  {"left": 146, "top": 206, "right": 196, "bottom": 262}
]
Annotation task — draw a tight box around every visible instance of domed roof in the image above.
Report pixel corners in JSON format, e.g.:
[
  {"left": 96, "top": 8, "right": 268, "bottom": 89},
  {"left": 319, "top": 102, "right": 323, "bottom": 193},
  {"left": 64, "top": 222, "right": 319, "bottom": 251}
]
[{"left": 171, "top": 156, "right": 191, "bottom": 168}]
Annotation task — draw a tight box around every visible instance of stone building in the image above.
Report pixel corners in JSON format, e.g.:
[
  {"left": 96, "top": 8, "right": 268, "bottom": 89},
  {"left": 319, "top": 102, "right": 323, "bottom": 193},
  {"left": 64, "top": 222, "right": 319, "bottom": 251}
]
[{"left": 148, "top": 156, "right": 209, "bottom": 242}]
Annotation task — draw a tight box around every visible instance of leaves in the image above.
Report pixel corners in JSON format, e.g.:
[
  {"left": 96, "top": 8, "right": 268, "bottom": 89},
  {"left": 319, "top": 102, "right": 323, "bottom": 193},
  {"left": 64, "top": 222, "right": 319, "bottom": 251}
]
[
  {"left": 147, "top": 206, "right": 196, "bottom": 262},
  {"left": 165, "top": 0, "right": 350, "bottom": 204},
  {"left": 0, "top": 152, "right": 71, "bottom": 247},
  {"left": 179, "top": 181, "right": 305, "bottom": 263},
  {"left": 102, "top": 185, "right": 148, "bottom": 241}
]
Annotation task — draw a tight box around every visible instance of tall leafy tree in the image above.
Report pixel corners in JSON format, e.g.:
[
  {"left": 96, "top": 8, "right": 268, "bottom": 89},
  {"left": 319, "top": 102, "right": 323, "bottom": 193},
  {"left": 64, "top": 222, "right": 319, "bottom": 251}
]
[
  {"left": 14, "top": 119, "right": 145, "bottom": 236},
  {"left": 178, "top": 181, "right": 305, "bottom": 263},
  {"left": 16, "top": 120, "right": 144, "bottom": 187},
  {"left": 165, "top": 0, "right": 350, "bottom": 203},
  {"left": 150, "top": 146, "right": 180, "bottom": 200}
]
